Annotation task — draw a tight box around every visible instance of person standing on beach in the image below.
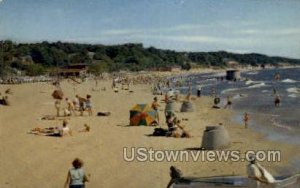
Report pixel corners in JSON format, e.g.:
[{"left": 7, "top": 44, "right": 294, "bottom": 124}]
[
  {"left": 197, "top": 85, "right": 202, "bottom": 97},
  {"left": 112, "top": 78, "right": 116, "bottom": 89},
  {"left": 85, "top": 95, "right": 93, "bottom": 116},
  {"left": 64, "top": 158, "right": 90, "bottom": 188},
  {"left": 151, "top": 97, "right": 160, "bottom": 125},
  {"left": 76, "top": 95, "right": 87, "bottom": 116},
  {"left": 243, "top": 112, "right": 250, "bottom": 128},
  {"left": 224, "top": 96, "right": 232, "bottom": 109},
  {"left": 210, "top": 87, "right": 216, "bottom": 97},
  {"left": 54, "top": 99, "right": 61, "bottom": 117}
]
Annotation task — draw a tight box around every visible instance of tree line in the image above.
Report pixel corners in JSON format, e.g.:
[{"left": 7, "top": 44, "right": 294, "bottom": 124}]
[{"left": 0, "top": 40, "right": 299, "bottom": 76}]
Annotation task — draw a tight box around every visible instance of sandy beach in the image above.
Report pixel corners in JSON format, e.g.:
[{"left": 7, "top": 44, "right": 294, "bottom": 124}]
[{"left": 0, "top": 77, "right": 300, "bottom": 188}]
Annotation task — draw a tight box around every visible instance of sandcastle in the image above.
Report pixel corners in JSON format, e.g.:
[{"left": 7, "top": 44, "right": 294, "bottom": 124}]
[{"left": 201, "top": 125, "right": 230, "bottom": 150}]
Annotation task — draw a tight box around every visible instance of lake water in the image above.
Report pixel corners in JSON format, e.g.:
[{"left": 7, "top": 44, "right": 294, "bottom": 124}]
[{"left": 172, "top": 67, "right": 300, "bottom": 145}]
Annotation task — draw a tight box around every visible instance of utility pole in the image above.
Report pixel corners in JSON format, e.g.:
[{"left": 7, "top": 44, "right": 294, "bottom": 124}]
[{"left": 1, "top": 41, "right": 4, "bottom": 78}]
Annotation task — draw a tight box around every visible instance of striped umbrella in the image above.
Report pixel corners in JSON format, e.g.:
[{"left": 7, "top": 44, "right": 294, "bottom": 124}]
[{"left": 130, "top": 104, "right": 156, "bottom": 126}]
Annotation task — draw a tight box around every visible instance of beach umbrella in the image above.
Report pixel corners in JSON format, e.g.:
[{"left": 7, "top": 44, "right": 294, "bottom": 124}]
[
  {"left": 52, "top": 90, "right": 64, "bottom": 100},
  {"left": 129, "top": 104, "right": 156, "bottom": 126}
]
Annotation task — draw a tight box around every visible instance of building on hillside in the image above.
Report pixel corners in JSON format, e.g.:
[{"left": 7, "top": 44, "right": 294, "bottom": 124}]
[
  {"left": 55, "top": 64, "right": 88, "bottom": 77},
  {"left": 224, "top": 59, "right": 240, "bottom": 69}
]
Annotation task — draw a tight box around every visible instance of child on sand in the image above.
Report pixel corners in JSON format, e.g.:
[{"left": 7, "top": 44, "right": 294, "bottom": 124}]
[
  {"left": 60, "top": 120, "right": 72, "bottom": 136},
  {"left": 79, "top": 124, "right": 90, "bottom": 132},
  {"left": 54, "top": 100, "right": 61, "bottom": 117},
  {"left": 224, "top": 96, "right": 232, "bottom": 109},
  {"left": 85, "top": 95, "right": 93, "bottom": 116},
  {"left": 151, "top": 97, "right": 160, "bottom": 125},
  {"left": 66, "top": 98, "right": 77, "bottom": 116},
  {"left": 244, "top": 112, "right": 250, "bottom": 128},
  {"left": 64, "top": 108, "right": 71, "bottom": 117}
]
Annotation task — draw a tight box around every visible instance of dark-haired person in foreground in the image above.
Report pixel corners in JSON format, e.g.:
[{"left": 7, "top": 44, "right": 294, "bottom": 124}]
[{"left": 64, "top": 158, "right": 90, "bottom": 188}]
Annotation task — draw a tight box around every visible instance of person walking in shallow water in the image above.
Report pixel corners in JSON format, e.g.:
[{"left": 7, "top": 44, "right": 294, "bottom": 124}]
[{"left": 274, "top": 95, "right": 281, "bottom": 107}]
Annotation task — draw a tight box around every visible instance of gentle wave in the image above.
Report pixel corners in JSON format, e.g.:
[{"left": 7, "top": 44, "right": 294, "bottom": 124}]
[
  {"left": 271, "top": 118, "right": 292, "bottom": 131},
  {"left": 221, "top": 87, "right": 241, "bottom": 94},
  {"left": 245, "top": 80, "right": 255, "bottom": 85},
  {"left": 247, "top": 82, "right": 266, "bottom": 89},
  {"left": 246, "top": 71, "right": 259, "bottom": 75},
  {"left": 282, "top": 79, "right": 297, "bottom": 83},
  {"left": 286, "top": 87, "right": 300, "bottom": 93},
  {"left": 288, "top": 94, "right": 298, "bottom": 98}
]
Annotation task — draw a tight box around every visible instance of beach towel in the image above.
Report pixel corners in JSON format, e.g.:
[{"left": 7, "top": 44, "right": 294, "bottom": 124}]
[
  {"left": 153, "top": 128, "right": 168, "bottom": 136},
  {"left": 97, "top": 112, "right": 111, "bottom": 116}
]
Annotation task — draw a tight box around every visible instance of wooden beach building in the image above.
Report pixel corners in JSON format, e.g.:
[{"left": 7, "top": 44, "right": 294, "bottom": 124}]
[
  {"left": 57, "top": 64, "right": 88, "bottom": 78},
  {"left": 226, "top": 69, "right": 241, "bottom": 81}
]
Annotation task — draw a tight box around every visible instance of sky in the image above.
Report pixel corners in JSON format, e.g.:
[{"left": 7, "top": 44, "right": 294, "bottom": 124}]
[{"left": 0, "top": 0, "right": 300, "bottom": 58}]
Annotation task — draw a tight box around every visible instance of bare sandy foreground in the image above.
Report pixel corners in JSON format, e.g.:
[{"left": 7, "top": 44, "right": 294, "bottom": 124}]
[{"left": 0, "top": 78, "right": 299, "bottom": 188}]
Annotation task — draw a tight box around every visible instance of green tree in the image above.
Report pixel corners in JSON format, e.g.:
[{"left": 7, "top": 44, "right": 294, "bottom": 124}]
[
  {"left": 182, "top": 62, "right": 192, "bottom": 70},
  {"left": 88, "top": 62, "right": 108, "bottom": 76},
  {"left": 30, "top": 47, "right": 53, "bottom": 67},
  {"left": 69, "top": 52, "right": 91, "bottom": 64},
  {"left": 25, "top": 64, "right": 46, "bottom": 76}
]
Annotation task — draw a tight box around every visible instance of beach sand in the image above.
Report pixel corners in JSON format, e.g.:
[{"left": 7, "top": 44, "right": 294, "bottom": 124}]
[{"left": 0, "top": 78, "right": 299, "bottom": 188}]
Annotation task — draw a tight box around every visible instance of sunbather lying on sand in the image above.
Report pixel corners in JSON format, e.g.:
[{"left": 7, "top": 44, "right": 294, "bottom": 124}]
[
  {"left": 29, "top": 127, "right": 58, "bottom": 134},
  {"left": 152, "top": 119, "right": 191, "bottom": 138},
  {"left": 29, "top": 120, "right": 72, "bottom": 137},
  {"left": 170, "top": 119, "right": 191, "bottom": 138}
]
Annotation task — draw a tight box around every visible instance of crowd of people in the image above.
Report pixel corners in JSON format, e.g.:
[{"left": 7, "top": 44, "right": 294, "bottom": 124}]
[
  {"left": 0, "top": 76, "right": 53, "bottom": 84},
  {"left": 54, "top": 94, "right": 93, "bottom": 117},
  {"left": 4, "top": 70, "right": 289, "bottom": 187}
]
